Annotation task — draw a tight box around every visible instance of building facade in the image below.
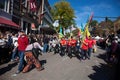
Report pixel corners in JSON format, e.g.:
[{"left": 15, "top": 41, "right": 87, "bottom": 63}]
[
  {"left": 37, "top": 0, "right": 55, "bottom": 34},
  {"left": 0, "top": 0, "right": 55, "bottom": 34},
  {"left": 0, "top": 0, "right": 20, "bottom": 32}
]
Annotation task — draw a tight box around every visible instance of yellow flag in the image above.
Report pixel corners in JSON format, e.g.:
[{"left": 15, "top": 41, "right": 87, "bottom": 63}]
[
  {"left": 86, "top": 24, "right": 90, "bottom": 38},
  {"left": 59, "top": 33, "right": 64, "bottom": 39},
  {"left": 82, "top": 23, "right": 90, "bottom": 40}
]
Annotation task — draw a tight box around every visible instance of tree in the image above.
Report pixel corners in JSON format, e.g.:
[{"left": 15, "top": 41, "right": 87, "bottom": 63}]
[
  {"left": 99, "top": 19, "right": 114, "bottom": 36},
  {"left": 51, "top": 0, "right": 75, "bottom": 32},
  {"left": 90, "top": 20, "right": 98, "bottom": 27},
  {"left": 89, "top": 20, "right": 98, "bottom": 35}
]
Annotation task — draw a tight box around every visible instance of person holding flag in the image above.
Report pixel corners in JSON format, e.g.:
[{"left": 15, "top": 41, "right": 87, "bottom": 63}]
[
  {"left": 81, "top": 37, "right": 89, "bottom": 60},
  {"left": 80, "top": 13, "right": 93, "bottom": 60}
]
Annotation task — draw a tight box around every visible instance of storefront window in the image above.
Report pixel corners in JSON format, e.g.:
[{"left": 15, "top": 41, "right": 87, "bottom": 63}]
[{"left": 0, "top": 0, "right": 5, "bottom": 10}]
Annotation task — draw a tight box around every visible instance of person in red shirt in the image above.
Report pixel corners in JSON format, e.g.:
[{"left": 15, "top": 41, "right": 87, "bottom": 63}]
[
  {"left": 67, "top": 36, "right": 76, "bottom": 47},
  {"left": 60, "top": 37, "right": 67, "bottom": 46},
  {"left": 81, "top": 38, "right": 89, "bottom": 60},
  {"left": 60, "top": 37, "right": 67, "bottom": 56},
  {"left": 67, "top": 36, "right": 77, "bottom": 58},
  {"left": 16, "top": 30, "right": 29, "bottom": 74},
  {"left": 87, "top": 36, "right": 94, "bottom": 59}
]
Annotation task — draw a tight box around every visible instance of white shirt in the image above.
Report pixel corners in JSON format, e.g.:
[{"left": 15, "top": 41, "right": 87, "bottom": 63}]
[
  {"left": 25, "top": 42, "right": 43, "bottom": 51},
  {"left": 12, "top": 37, "right": 18, "bottom": 44}
]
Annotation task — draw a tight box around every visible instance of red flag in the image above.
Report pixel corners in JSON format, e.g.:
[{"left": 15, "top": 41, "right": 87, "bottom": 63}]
[
  {"left": 30, "top": 0, "right": 37, "bottom": 12},
  {"left": 89, "top": 12, "right": 94, "bottom": 23}
]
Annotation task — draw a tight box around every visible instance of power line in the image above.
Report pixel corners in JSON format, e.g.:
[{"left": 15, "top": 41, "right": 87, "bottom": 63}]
[{"left": 93, "top": 16, "right": 119, "bottom": 18}]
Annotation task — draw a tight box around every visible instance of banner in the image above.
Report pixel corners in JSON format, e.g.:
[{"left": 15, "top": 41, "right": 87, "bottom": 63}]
[
  {"left": 31, "top": 23, "right": 36, "bottom": 30},
  {"left": 30, "top": 0, "right": 37, "bottom": 12}
]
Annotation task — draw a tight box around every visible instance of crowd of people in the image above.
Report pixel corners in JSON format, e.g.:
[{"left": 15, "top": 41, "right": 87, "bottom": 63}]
[
  {"left": 0, "top": 30, "right": 97, "bottom": 74},
  {"left": 97, "top": 33, "right": 120, "bottom": 79},
  {"left": 97, "top": 33, "right": 120, "bottom": 65},
  {"left": 0, "top": 30, "right": 48, "bottom": 73},
  {"left": 1, "top": 30, "right": 120, "bottom": 79},
  {"left": 56, "top": 36, "right": 96, "bottom": 60}
]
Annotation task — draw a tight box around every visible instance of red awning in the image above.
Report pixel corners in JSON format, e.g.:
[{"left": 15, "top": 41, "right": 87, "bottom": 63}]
[{"left": 0, "top": 17, "right": 20, "bottom": 28}]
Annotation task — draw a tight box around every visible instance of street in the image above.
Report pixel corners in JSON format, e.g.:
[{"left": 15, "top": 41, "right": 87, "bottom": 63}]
[{"left": 0, "top": 46, "right": 115, "bottom": 80}]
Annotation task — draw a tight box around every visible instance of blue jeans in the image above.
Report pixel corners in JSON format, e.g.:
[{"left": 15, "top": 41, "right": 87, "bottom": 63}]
[
  {"left": 11, "top": 48, "right": 17, "bottom": 60},
  {"left": 43, "top": 43, "right": 48, "bottom": 53},
  {"left": 18, "top": 51, "right": 25, "bottom": 71},
  {"left": 81, "top": 49, "right": 88, "bottom": 59},
  {"left": 88, "top": 48, "right": 92, "bottom": 58}
]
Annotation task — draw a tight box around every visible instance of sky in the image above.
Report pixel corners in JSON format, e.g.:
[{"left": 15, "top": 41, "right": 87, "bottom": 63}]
[{"left": 49, "top": 0, "right": 120, "bottom": 27}]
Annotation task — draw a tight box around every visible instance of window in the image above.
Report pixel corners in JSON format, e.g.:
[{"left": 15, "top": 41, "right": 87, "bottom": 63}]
[{"left": 0, "top": 0, "right": 5, "bottom": 10}]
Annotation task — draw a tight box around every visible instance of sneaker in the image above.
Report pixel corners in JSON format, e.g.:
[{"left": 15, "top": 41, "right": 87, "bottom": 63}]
[
  {"left": 82, "top": 57, "right": 86, "bottom": 60},
  {"left": 15, "top": 70, "right": 20, "bottom": 74},
  {"left": 11, "top": 59, "right": 14, "bottom": 62}
]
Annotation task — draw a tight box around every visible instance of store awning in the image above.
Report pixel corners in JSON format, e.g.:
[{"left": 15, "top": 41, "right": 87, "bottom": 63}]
[{"left": 0, "top": 17, "right": 20, "bottom": 28}]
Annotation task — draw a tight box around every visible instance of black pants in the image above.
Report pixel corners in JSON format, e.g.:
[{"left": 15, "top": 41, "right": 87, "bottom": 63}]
[{"left": 60, "top": 45, "right": 66, "bottom": 55}]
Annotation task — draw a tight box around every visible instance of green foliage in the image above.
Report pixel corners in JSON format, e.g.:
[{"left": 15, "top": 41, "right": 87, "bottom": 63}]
[
  {"left": 92, "top": 18, "right": 114, "bottom": 37},
  {"left": 51, "top": 0, "right": 76, "bottom": 30},
  {"left": 90, "top": 20, "right": 98, "bottom": 27}
]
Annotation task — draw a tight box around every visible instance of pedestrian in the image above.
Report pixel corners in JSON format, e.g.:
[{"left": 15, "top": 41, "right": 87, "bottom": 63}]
[
  {"left": 11, "top": 40, "right": 18, "bottom": 62},
  {"left": 92, "top": 38, "right": 97, "bottom": 53},
  {"left": 11, "top": 33, "right": 19, "bottom": 61},
  {"left": 81, "top": 38, "right": 89, "bottom": 60},
  {"left": 110, "top": 36, "right": 118, "bottom": 63},
  {"left": 68, "top": 36, "right": 77, "bottom": 58},
  {"left": 105, "top": 35, "right": 112, "bottom": 62},
  {"left": 87, "top": 36, "right": 94, "bottom": 59},
  {"left": 16, "top": 30, "right": 29, "bottom": 74},
  {"left": 22, "top": 40, "right": 44, "bottom": 73},
  {"left": 43, "top": 35, "right": 49, "bottom": 53},
  {"left": 60, "top": 37, "right": 67, "bottom": 56}
]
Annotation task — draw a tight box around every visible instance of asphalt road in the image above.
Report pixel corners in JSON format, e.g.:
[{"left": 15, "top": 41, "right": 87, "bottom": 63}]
[{"left": 0, "top": 46, "right": 115, "bottom": 80}]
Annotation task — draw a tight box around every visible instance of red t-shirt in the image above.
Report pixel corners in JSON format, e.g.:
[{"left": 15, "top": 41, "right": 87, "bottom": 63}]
[
  {"left": 93, "top": 39, "right": 96, "bottom": 45},
  {"left": 88, "top": 39, "right": 93, "bottom": 48},
  {"left": 67, "top": 39, "right": 76, "bottom": 47},
  {"left": 60, "top": 39, "right": 67, "bottom": 46},
  {"left": 81, "top": 39, "right": 89, "bottom": 50},
  {"left": 18, "top": 35, "right": 29, "bottom": 51}
]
